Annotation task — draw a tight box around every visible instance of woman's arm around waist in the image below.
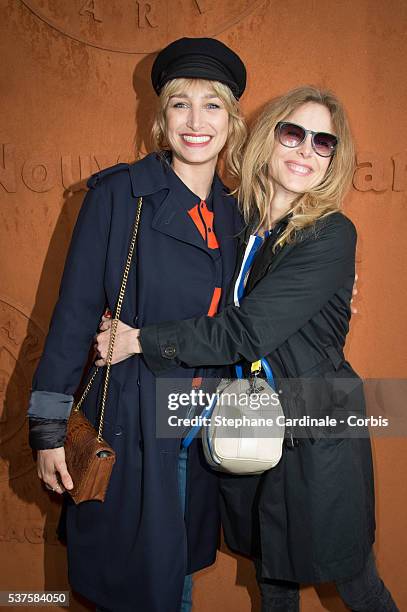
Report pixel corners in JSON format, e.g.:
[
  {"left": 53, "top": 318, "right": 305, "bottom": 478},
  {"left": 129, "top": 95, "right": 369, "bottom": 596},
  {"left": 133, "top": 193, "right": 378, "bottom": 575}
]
[{"left": 139, "top": 213, "right": 357, "bottom": 373}]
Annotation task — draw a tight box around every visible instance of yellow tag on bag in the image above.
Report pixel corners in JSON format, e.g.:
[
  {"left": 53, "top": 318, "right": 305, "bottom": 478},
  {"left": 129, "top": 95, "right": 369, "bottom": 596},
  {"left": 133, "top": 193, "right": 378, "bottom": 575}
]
[{"left": 251, "top": 360, "right": 262, "bottom": 374}]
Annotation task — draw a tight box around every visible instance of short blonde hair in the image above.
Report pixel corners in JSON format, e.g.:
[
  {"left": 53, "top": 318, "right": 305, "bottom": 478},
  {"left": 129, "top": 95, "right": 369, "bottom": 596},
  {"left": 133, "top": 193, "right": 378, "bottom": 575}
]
[
  {"left": 238, "top": 86, "right": 356, "bottom": 248},
  {"left": 151, "top": 78, "right": 247, "bottom": 179}
]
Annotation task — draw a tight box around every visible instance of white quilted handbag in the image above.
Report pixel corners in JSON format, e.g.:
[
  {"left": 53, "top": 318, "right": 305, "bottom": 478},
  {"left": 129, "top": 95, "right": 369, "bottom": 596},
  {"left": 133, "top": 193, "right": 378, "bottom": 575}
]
[{"left": 201, "top": 372, "right": 285, "bottom": 475}]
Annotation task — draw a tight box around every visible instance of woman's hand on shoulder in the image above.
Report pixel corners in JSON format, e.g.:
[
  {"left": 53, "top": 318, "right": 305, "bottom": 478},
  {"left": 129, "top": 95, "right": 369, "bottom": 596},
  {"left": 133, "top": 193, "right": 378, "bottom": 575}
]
[{"left": 95, "top": 313, "right": 142, "bottom": 366}]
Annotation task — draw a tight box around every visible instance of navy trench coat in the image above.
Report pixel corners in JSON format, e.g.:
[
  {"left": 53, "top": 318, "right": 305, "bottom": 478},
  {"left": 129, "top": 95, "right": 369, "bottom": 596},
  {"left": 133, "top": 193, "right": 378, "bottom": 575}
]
[
  {"left": 28, "top": 153, "right": 243, "bottom": 611},
  {"left": 140, "top": 212, "right": 376, "bottom": 584}
]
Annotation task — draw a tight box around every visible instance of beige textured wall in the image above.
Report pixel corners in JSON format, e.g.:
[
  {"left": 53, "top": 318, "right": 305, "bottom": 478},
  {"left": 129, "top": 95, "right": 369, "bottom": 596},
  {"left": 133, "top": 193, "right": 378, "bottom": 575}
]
[{"left": 0, "top": 1, "right": 406, "bottom": 610}]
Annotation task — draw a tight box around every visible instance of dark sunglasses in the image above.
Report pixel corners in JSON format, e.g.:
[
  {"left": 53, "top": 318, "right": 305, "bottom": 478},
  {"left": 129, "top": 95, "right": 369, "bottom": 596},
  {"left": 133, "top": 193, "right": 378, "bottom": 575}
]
[{"left": 275, "top": 121, "right": 338, "bottom": 157}]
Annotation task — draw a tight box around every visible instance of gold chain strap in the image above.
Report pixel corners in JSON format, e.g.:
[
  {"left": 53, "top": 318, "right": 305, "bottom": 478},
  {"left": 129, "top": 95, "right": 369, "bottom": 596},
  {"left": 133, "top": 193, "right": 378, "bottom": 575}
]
[
  {"left": 72, "top": 196, "right": 143, "bottom": 442},
  {"left": 73, "top": 367, "right": 98, "bottom": 412}
]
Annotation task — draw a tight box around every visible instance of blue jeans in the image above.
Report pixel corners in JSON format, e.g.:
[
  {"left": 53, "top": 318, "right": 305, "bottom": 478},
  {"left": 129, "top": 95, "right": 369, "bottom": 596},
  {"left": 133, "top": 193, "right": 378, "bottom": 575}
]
[
  {"left": 96, "top": 448, "right": 193, "bottom": 612},
  {"left": 257, "top": 550, "right": 398, "bottom": 611},
  {"left": 178, "top": 446, "right": 193, "bottom": 612}
]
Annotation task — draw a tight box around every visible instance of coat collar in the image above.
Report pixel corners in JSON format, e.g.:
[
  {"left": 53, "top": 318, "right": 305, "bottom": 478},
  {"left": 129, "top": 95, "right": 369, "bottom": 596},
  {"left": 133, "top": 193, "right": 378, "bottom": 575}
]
[
  {"left": 128, "top": 152, "right": 170, "bottom": 197},
  {"left": 129, "top": 152, "right": 238, "bottom": 267},
  {"left": 150, "top": 168, "right": 235, "bottom": 263}
]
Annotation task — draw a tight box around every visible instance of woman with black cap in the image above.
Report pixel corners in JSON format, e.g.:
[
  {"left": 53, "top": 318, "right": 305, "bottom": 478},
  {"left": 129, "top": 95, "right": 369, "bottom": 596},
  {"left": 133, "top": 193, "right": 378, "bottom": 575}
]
[{"left": 27, "top": 38, "right": 247, "bottom": 612}]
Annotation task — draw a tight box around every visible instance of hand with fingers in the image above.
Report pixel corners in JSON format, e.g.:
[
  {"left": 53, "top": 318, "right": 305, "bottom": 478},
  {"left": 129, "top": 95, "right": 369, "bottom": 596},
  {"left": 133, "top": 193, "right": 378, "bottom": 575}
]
[
  {"left": 37, "top": 447, "right": 74, "bottom": 494},
  {"left": 94, "top": 309, "right": 142, "bottom": 366}
]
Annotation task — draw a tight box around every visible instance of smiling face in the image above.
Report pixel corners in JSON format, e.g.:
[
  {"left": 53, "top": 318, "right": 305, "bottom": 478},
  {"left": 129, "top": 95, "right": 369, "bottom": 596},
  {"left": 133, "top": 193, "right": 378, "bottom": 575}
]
[
  {"left": 269, "top": 101, "right": 335, "bottom": 205},
  {"left": 164, "top": 80, "right": 230, "bottom": 170}
]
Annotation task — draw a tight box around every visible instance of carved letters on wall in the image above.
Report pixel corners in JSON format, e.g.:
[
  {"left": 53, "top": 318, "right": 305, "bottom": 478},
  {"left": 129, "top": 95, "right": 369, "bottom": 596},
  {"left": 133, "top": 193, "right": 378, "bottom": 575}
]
[
  {"left": 0, "top": 144, "right": 405, "bottom": 193},
  {"left": 22, "top": 0, "right": 265, "bottom": 54},
  {"left": 0, "top": 145, "right": 136, "bottom": 193},
  {"left": 352, "top": 152, "right": 407, "bottom": 193}
]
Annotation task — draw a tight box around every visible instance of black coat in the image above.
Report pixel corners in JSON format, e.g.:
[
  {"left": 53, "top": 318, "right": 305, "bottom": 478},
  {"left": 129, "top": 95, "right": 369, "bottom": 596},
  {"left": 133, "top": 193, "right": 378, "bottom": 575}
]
[
  {"left": 140, "top": 212, "right": 376, "bottom": 584},
  {"left": 28, "top": 153, "right": 243, "bottom": 611}
]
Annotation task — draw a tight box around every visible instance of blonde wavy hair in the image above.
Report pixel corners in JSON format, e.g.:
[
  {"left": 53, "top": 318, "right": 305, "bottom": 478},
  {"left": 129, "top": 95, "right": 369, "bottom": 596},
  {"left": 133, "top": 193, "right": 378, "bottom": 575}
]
[
  {"left": 151, "top": 78, "right": 247, "bottom": 179},
  {"left": 238, "top": 86, "right": 356, "bottom": 248}
]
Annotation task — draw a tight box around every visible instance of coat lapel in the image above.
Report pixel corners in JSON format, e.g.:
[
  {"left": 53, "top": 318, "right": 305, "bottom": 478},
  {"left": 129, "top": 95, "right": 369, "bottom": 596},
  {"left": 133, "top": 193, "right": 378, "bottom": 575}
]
[
  {"left": 212, "top": 176, "right": 240, "bottom": 296},
  {"left": 129, "top": 153, "right": 224, "bottom": 259},
  {"left": 128, "top": 154, "right": 242, "bottom": 303},
  {"left": 246, "top": 241, "right": 294, "bottom": 292},
  {"left": 150, "top": 190, "right": 220, "bottom": 260}
]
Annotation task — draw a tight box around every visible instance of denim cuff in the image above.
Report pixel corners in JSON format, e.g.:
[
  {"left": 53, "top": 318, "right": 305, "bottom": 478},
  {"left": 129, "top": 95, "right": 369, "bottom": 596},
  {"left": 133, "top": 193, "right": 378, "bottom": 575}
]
[{"left": 27, "top": 390, "right": 74, "bottom": 420}]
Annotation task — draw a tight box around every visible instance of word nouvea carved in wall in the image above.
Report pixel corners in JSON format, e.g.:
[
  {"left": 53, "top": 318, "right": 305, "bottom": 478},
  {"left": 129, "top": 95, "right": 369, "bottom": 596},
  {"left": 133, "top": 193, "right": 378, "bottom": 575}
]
[
  {"left": 0, "top": 145, "right": 406, "bottom": 193},
  {"left": 0, "top": 145, "right": 135, "bottom": 193}
]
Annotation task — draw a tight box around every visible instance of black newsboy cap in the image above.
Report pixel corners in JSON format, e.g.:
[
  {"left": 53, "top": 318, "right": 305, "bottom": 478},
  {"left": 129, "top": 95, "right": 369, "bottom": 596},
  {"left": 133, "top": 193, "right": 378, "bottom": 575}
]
[{"left": 151, "top": 37, "right": 246, "bottom": 99}]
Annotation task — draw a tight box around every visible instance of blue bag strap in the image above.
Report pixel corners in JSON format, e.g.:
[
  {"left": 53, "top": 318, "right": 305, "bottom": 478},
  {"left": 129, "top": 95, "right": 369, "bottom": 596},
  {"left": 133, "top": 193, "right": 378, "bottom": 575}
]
[
  {"left": 234, "top": 230, "right": 275, "bottom": 388},
  {"left": 182, "top": 393, "right": 218, "bottom": 449}
]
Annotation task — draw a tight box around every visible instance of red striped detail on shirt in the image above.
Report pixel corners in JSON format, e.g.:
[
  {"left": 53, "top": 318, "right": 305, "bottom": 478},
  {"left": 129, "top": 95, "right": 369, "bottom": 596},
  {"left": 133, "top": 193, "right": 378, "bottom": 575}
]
[{"left": 188, "top": 201, "right": 219, "bottom": 249}]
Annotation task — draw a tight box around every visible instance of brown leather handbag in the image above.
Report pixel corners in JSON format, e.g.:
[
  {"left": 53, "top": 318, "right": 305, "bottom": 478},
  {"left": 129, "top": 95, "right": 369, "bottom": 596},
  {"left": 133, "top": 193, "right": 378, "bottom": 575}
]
[{"left": 64, "top": 196, "right": 143, "bottom": 505}]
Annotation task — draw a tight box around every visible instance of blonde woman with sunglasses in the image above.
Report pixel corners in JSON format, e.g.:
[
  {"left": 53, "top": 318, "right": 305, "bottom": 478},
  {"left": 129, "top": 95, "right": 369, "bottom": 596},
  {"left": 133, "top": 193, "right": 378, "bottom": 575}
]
[{"left": 116, "top": 86, "right": 398, "bottom": 611}]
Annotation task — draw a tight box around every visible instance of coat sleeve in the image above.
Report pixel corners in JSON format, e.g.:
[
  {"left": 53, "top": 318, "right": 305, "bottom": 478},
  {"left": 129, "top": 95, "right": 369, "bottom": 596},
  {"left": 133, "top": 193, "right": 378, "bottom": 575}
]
[
  {"left": 27, "top": 180, "right": 111, "bottom": 449},
  {"left": 140, "top": 214, "right": 356, "bottom": 373}
]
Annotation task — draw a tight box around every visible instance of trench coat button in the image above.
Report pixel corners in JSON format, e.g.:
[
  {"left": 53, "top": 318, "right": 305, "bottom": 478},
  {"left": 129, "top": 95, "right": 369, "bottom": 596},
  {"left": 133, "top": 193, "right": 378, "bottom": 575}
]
[
  {"left": 133, "top": 315, "right": 138, "bottom": 325},
  {"left": 163, "top": 345, "right": 176, "bottom": 358}
]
